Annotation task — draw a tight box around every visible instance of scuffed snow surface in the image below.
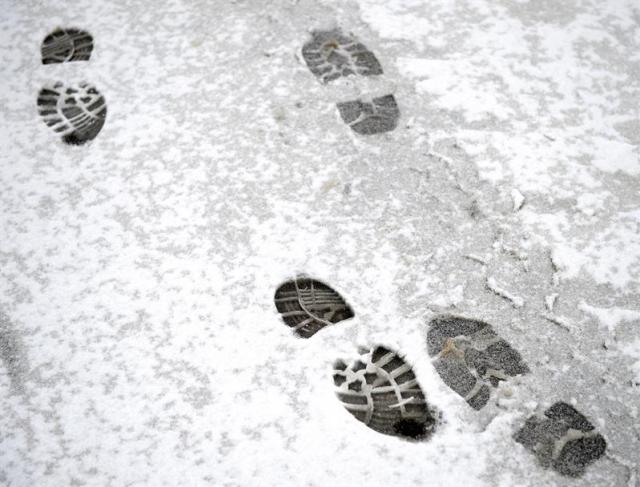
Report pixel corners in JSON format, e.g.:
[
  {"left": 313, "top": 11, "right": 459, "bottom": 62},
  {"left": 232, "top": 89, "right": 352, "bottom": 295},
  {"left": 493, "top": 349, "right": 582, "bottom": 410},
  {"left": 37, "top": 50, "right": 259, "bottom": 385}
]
[
  {"left": 620, "top": 340, "right": 640, "bottom": 384},
  {"left": 358, "top": 0, "right": 640, "bottom": 292},
  {"left": 580, "top": 302, "right": 640, "bottom": 334},
  {"left": 0, "top": 0, "right": 638, "bottom": 486}
]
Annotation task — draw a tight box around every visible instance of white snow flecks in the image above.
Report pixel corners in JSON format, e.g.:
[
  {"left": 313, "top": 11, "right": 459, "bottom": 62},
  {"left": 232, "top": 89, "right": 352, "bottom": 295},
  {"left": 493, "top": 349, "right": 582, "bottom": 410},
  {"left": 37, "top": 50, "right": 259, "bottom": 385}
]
[
  {"left": 364, "top": 0, "right": 639, "bottom": 296},
  {"left": 541, "top": 313, "right": 575, "bottom": 332},
  {"left": 575, "top": 192, "right": 608, "bottom": 218},
  {"left": 579, "top": 301, "right": 640, "bottom": 334},
  {"left": 511, "top": 189, "right": 525, "bottom": 212},
  {"left": 397, "top": 57, "right": 516, "bottom": 123},
  {"left": 430, "top": 283, "right": 465, "bottom": 308},
  {"left": 591, "top": 138, "right": 640, "bottom": 176},
  {"left": 486, "top": 277, "right": 524, "bottom": 308},
  {"left": 619, "top": 339, "right": 640, "bottom": 384},
  {"left": 544, "top": 293, "right": 558, "bottom": 312},
  {"left": 528, "top": 209, "right": 640, "bottom": 292}
]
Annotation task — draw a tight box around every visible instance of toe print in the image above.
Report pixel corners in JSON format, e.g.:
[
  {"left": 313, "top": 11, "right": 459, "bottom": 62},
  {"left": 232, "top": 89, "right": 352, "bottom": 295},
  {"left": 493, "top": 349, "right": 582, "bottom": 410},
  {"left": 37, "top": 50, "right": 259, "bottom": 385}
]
[
  {"left": 334, "top": 346, "right": 436, "bottom": 440},
  {"left": 41, "top": 28, "right": 93, "bottom": 64},
  {"left": 37, "top": 82, "right": 107, "bottom": 145},
  {"left": 427, "top": 315, "right": 528, "bottom": 410},
  {"left": 274, "top": 277, "right": 354, "bottom": 338},
  {"left": 336, "top": 95, "right": 399, "bottom": 135},
  {"left": 302, "top": 29, "right": 383, "bottom": 83},
  {"left": 515, "top": 402, "right": 607, "bottom": 477}
]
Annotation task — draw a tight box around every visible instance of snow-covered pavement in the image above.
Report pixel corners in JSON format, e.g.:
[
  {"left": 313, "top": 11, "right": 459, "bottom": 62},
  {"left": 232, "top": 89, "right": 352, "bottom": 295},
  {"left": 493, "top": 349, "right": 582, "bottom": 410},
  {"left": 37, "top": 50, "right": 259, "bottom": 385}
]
[{"left": 1, "top": 0, "right": 638, "bottom": 485}]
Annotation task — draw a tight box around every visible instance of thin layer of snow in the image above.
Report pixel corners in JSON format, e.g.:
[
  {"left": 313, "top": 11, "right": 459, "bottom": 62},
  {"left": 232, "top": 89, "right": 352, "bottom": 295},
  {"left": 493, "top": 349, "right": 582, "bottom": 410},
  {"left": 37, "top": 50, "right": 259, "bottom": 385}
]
[
  {"left": 357, "top": 0, "right": 639, "bottom": 293},
  {"left": 579, "top": 301, "right": 640, "bottom": 334},
  {"left": 0, "top": 0, "right": 638, "bottom": 486},
  {"left": 619, "top": 339, "right": 640, "bottom": 383}
]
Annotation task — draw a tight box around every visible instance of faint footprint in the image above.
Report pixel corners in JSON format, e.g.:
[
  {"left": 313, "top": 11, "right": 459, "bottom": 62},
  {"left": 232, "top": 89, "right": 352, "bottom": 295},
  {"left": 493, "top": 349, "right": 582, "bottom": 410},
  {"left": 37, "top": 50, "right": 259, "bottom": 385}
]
[
  {"left": 37, "top": 82, "right": 107, "bottom": 145},
  {"left": 426, "top": 315, "right": 529, "bottom": 410},
  {"left": 302, "top": 29, "right": 382, "bottom": 83},
  {"left": 274, "top": 276, "right": 354, "bottom": 338},
  {"left": 41, "top": 27, "right": 93, "bottom": 64},
  {"left": 0, "top": 311, "right": 29, "bottom": 393},
  {"left": 301, "top": 28, "right": 399, "bottom": 135},
  {"left": 333, "top": 345, "right": 437, "bottom": 440},
  {"left": 514, "top": 402, "right": 607, "bottom": 477}
]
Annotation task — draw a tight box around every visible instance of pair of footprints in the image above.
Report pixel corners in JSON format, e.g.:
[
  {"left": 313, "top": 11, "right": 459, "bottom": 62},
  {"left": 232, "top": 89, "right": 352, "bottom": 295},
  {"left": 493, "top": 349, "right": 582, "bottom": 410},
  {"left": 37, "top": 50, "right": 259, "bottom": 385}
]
[
  {"left": 37, "top": 28, "right": 107, "bottom": 145},
  {"left": 274, "top": 277, "right": 607, "bottom": 478},
  {"left": 35, "top": 27, "right": 398, "bottom": 145},
  {"left": 302, "top": 29, "right": 400, "bottom": 135}
]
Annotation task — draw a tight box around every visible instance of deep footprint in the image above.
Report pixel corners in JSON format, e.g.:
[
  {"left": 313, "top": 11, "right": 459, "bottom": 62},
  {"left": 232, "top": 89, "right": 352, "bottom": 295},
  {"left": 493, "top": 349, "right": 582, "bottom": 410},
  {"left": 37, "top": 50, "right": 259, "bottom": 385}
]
[
  {"left": 274, "top": 277, "right": 354, "bottom": 338},
  {"left": 41, "top": 28, "right": 93, "bottom": 64},
  {"left": 426, "top": 315, "right": 528, "bottom": 409},
  {"left": 337, "top": 94, "right": 399, "bottom": 135},
  {"left": 333, "top": 345, "right": 436, "bottom": 440},
  {"left": 37, "top": 81, "right": 107, "bottom": 145},
  {"left": 302, "top": 29, "right": 383, "bottom": 83},
  {"left": 515, "top": 402, "right": 607, "bottom": 477}
]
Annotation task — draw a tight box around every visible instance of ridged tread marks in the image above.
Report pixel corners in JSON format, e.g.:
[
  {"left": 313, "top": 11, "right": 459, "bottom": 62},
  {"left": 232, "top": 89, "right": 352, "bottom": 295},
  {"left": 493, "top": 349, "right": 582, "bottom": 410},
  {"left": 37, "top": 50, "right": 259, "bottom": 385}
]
[
  {"left": 336, "top": 94, "right": 400, "bottom": 135},
  {"left": 302, "top": 29, "right": 383, "bottom": 84},
  {"left": 333, "top": 346, "right": 436, "bottom": 440},
  {"left": 427, "top": 315, "right": 529, "bottom": 410},
  {"left": 301, "top": 28, "right": 398, "bottom": 135},
  {"left": 274, "top": 277, "right": 354, "bottom": 338},
  {"left": 515, "top": 402, "right": 607, "bottom": 477},
  {"left": 37, "top": 82, "right": 107, "bottom": 145},
  {"left": 41, "top": 28, "right": 93, "bottom": 64}
]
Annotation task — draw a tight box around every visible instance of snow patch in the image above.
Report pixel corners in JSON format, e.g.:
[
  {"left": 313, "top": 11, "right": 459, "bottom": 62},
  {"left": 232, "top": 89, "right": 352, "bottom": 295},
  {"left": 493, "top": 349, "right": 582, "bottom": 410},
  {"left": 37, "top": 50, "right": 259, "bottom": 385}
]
[
  {"left": 397, "top": 57, "right": 514, "bottom": 122},
  {"left": 591, "top": 138, "right": 640, "bottom": 176},
  {"left": 579, "top": 301, "right": 640, "bottom": 334},
  {"left": 430, "top": 283, "right": 465, "bottom": 307},
  {"left": 511, "top": 189, "right": 525, "bottom": 212}
]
